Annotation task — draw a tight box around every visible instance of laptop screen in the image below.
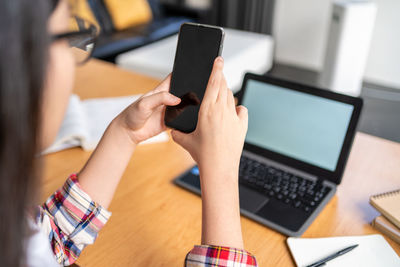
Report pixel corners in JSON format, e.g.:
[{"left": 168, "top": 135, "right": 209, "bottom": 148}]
[{"left": 242, "top": 79, "right": 354, "bottom": 172}]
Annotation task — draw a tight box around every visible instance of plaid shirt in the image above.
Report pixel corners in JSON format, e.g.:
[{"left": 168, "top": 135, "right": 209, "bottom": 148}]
[
  {"left": 185, "top": 245, "right": 258, "bottom": 267},
  {"left": 36, "top": 174, "right": 111, "bottom": 265},
  {"left": 36, "top": 174, "right": 257, "bottom": 266}
]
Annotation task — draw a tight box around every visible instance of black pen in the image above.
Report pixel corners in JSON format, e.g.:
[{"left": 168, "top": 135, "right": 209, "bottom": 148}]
[{"left": 306, "top": 244, "right": 359, "bottom": 267}]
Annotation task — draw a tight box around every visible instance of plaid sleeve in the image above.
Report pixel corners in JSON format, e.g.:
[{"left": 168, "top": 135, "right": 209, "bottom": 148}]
[
  {"left": 185, "top": 245, "right": 258, "bottom": 267},
  {"left": 37, "top": 174, "right": 111, "bottom": 266}
]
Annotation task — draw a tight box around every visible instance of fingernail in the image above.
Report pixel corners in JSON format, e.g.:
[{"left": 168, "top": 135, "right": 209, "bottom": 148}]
[
  {"left": 171, "top": 95, "right": 180, "bottom": 102},
  {"left": 216, "top": 57, "right": 224, "bottom": 65}
]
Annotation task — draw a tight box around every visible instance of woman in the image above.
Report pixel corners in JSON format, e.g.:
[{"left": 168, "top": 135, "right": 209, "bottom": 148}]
[{"left": 0, "top": 0, "right": 257, "bottom": 266}]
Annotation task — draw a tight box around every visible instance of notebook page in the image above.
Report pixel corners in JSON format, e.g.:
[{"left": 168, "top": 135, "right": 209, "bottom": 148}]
[
  {"left": 82, "top": 95, "right": 168, "bottom": 150},
  {"left": 287, "top": 235, "right": 400, "bottom": 267},
  {"left": 43, "top": 95, "right": 89, "bottom": 154}
]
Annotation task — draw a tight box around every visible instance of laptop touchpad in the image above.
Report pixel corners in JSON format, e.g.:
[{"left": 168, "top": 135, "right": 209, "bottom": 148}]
[{"left": 239, "top": 185, "right": 269, "bottom": 213}]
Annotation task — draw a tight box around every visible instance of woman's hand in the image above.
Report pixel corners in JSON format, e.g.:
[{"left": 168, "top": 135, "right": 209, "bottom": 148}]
[
  {"left": 171, "top": 57, "right": 248, "bottom": 249},
  {"left": 116, "top": 75, "right": 181, "bottom": 145},
  {"left": 78, "top": 75, "right": 180, "bottom": 208},
  {"left": 172, "top": 57, "right": 248, "bottom": 182}
]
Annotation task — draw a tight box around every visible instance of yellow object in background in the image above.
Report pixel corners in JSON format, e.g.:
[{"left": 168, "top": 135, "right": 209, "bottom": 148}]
[
  {"left": 104, "top": 0, "right": 153, "bottom": 31},
  {"left": 68, "top": 0, "right": 100, "bottom": 30}
]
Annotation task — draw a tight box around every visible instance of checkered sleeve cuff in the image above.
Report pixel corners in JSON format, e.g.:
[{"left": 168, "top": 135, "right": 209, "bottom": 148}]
[
  {"left": 38, "top": 173, "right": 111, "bottom": 265},
  {"left": 185, "top": 245, "right": 258, "bottom": 267}
]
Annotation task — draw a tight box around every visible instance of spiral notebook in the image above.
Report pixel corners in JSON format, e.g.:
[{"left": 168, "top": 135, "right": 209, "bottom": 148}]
[{"left": 370, "top": 189, "right": 400, "bottom": 229}]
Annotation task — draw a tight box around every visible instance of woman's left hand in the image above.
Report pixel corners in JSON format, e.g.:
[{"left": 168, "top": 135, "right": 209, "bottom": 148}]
[
  {"left": 116, "top": 75, "right": 181, "bottom": 145},
  {"left": 79, "top": 75, "right": 180, "bottom": 208}
]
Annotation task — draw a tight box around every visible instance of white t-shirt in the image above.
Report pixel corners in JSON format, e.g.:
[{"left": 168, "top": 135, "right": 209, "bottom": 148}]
[{"left": 26, "top": 222, "right": 59, "bottom": 267}]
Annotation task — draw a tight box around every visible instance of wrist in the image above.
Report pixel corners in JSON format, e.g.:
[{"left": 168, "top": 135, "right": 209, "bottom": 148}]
[
  {"left": 198, "top": 159, "right": 239, "bottom": 179},
  {"left": 109, "top": 116, "right": 139, "bottom": 147},
  {"left": 198, "top": 164, "right": 239, "bottom": 189}
]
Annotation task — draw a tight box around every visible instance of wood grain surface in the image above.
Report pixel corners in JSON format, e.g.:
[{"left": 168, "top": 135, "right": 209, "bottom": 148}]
[{"left": 41, "top": 59, "right": 400, "bottom": 266}]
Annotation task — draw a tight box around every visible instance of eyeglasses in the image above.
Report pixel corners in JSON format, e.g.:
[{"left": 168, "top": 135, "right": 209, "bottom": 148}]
[{"left": 52, "top": 16, "right": 98, "bottom": 65}]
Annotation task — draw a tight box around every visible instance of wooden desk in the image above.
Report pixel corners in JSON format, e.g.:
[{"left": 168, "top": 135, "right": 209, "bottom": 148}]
[{"left": 42, "top": 59, "right": 400, "bottom": 266}]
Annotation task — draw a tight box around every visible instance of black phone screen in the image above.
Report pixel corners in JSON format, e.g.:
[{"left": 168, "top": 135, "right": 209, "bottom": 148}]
[{"left": 165, "top": 23, "right": 224, "bottom": 133}]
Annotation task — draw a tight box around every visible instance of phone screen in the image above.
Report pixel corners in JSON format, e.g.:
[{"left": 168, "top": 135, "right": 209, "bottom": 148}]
[{"left": 165, "top": 23, "right": 224, "bottom": 133}]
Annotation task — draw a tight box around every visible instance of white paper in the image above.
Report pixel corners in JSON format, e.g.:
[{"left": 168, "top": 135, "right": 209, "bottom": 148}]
[
  {"left": 287, "top": 234, "right": 400, "bottom": 267},
  {"left": 43, "top": 95, "right": 89, "bottom": 154},
  {"left": 81, "top": 95, "right": 140, "bottom": 150},
  {"left": 43, "top": 94, "right": 169, "bottom": 154},
  {"left": 141, "top": 131, "right": 169, "bottom": 144}
]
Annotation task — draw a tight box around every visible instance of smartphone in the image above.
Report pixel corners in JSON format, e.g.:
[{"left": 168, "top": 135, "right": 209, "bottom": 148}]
[{"left": 165, "top": 23, "right": 225, "bottom": 133}]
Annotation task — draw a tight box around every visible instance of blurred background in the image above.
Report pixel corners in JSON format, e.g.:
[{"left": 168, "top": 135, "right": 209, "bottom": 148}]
[{"left": 72, "top": 0, "right": 400, "bottom": 143}]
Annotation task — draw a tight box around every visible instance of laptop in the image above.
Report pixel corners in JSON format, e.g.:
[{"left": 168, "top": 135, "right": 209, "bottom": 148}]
[{"left": 174, "top": 73, "right": 363, "bottom": 236}]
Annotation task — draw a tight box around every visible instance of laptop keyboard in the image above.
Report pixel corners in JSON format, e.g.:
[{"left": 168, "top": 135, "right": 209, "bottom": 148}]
[{"left": 239, "top": 156, "right": 331, "bottom": 213}]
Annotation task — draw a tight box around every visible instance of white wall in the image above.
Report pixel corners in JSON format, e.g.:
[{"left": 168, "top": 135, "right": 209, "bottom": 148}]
[{"left": 273, "top": 0, "right": 400, "bottom": 89}]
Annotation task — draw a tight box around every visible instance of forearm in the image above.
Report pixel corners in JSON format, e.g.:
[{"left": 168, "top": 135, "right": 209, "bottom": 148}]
[
  {"left": 78, "top": 117, "right": 136, "bottom": 209},
  {"left": 199, "top": 166, "right": 244, "bottom": 249}
]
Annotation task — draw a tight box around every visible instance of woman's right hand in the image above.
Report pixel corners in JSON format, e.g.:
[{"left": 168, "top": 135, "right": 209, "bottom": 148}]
[
  {"left": 172, "top": 56, "right": 248, "bottom": 248},
  {"left": 171, "top": 57, "right": 248, "bottom": 183}
]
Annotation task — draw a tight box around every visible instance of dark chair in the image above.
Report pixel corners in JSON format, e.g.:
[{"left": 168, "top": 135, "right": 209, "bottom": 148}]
[{"left": 88, "top": 0, "right": 192, "bottom": 62}]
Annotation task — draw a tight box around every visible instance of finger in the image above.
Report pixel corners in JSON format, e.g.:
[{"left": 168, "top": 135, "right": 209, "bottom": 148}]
[
  {"left": 227, "top": 88, "right": 235, "bottom": 110},
  {"left": 138, "top": 91, "right": 180, "bottom": 111},
  {"left": 217, "top": 73, "right": 228, "bottom": 104},
  {"left": 236, "top": 105, "right": 248, "bottom": 124},
  {"left": 171, "top": 130, "right": 190, "bottom": 150},
  {"left": 143, "top": 74, "right": 172, "bottom": 97},
  {"left": 203, "top": 57, "right": 224, "bottom": 105}
]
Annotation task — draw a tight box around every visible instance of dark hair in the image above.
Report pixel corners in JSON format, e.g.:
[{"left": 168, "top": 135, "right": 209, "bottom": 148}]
[{"left": 0, "top": 0, "right": 52, "bottom": 266}]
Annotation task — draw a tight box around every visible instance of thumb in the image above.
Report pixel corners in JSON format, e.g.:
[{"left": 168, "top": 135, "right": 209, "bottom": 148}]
[
  {"left": 171, "top": 130, "right": 191, "bottom": 150},
  {"left": 138, "top": 91, "right": 180, "bottom": 111}
]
